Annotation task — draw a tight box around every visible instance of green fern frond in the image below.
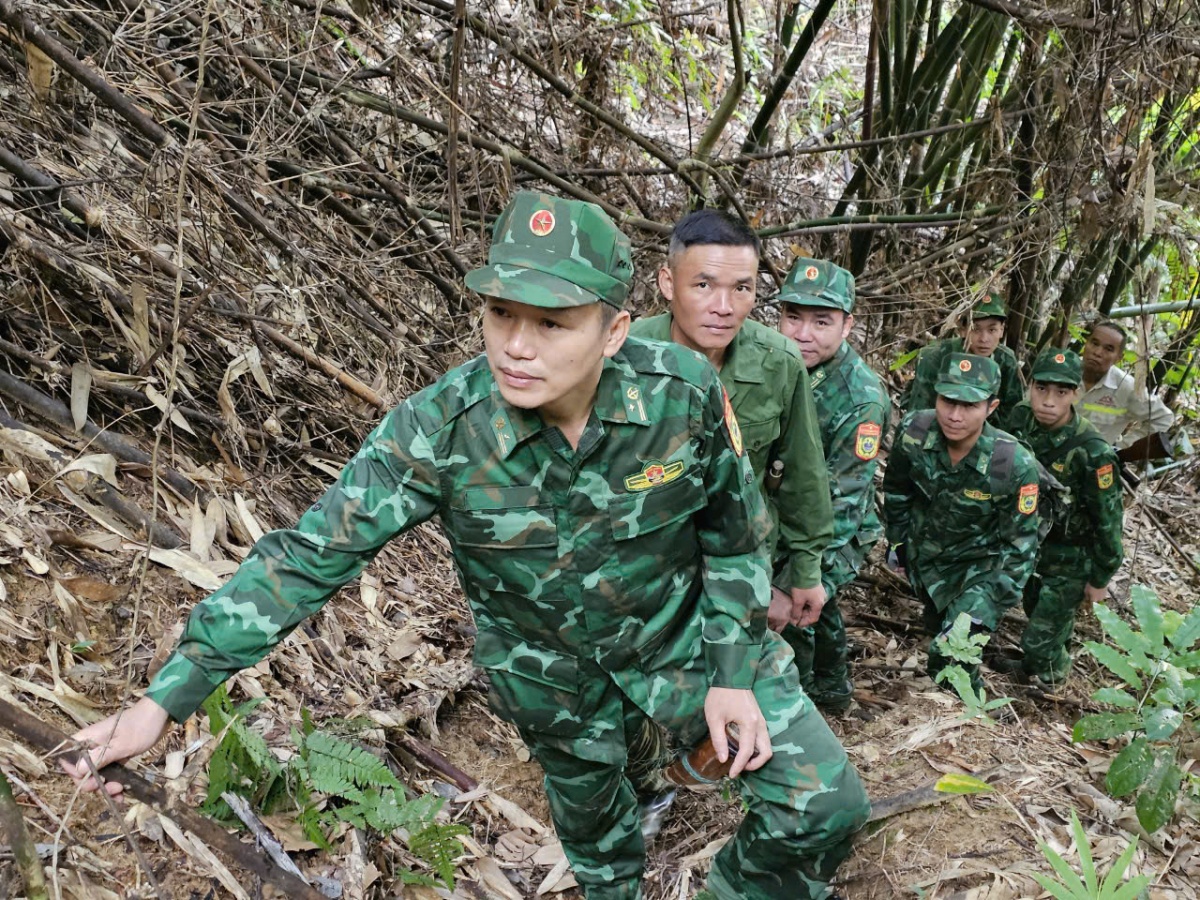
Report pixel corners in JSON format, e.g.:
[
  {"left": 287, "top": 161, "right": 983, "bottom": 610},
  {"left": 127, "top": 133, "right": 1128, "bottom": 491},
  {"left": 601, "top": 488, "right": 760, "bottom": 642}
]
[{"left": 408, "top": 822, "right": 469, "bottom": 888}]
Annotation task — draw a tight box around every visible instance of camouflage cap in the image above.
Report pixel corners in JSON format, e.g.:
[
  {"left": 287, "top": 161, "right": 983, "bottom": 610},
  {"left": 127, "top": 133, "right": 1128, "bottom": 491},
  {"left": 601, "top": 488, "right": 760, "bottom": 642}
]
[
  {"left": 934, "top": 353, "right": 1001, "bottom": 402},
  {"left": 776, "top": 257, "right": 855, "bottom": 313},
  {"left": 464, "top": 192, "right": 633, "bottom": 309},
  {"left": 970, "top": 291, "right": 1008, "bottom": 320},
  {"left": 1031, "top": 348, "right": 1083, "bottom": 386}
]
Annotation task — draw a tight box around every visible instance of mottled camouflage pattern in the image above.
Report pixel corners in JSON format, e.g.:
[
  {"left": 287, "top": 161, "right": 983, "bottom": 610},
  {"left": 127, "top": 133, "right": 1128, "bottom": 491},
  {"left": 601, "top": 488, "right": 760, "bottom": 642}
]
[
  {"left": 775, "top": 257, "right": 856, "bottom": 314},
  {"left": 972, "top": 292, "right": 1008, "bottom": 319},
  {"left": 904, "top": 338, "right": 1025, "bottom": 429},
  {"left": 784, "top": 342, "right": 889, "bottom": 707},
  {"left": 464, "top": 192, "right": 634, "bottom": 308},
  {"left": 1008, "top": 403, "right": 1124, "bottom": 683},
  {"left": 147, "top": 335, "right": 865, "bottom": 897},
  {"left": 629, "top": 315, "right": 833, "bottom": 590},
  {"left": 525, "top": 633, "right": 869, "bottom": 899},
  {"left": 882, "top": 414, "right": 1041, "bottom": 680},
  {"left": 1030, "top": 348, "right": 1083, "bottom": 386},
  {"left": 934, "top": 352, "right": 1001, "bottom": 402}
]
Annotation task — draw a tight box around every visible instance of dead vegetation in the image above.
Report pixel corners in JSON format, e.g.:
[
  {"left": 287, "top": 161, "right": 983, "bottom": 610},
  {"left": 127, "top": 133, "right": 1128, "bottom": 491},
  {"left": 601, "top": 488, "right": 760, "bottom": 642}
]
[{"left": 0, "top": 0, "right": 1198, "bottom": 897}]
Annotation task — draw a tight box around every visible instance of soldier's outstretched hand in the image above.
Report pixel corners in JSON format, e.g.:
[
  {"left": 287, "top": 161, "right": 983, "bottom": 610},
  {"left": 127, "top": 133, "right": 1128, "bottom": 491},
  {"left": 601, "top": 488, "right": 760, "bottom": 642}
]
[
  {"left": 704, "top": 686, "right": 772, "bottom": 778},
  {"left": 60, "top": 696, "right": 172, "bottom": 797},
  {"left": 790, "top": 585, "right": 827, "bottom": 628}
]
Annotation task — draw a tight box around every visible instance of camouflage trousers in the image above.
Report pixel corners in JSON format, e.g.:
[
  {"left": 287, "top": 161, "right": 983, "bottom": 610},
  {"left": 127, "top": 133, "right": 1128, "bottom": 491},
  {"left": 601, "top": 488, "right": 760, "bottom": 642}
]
[
  {"left": 515, "top": 633, "right": 871, "bottom": 900},
  {"left": 781, "top": 590, "right": 850, "bottom": 711},
  {"left": 1020, "top": 554, "right": 1089, "bottom": 684},
  {"left": 918, "top": 590, "right": 1001, "bottom": 691}
]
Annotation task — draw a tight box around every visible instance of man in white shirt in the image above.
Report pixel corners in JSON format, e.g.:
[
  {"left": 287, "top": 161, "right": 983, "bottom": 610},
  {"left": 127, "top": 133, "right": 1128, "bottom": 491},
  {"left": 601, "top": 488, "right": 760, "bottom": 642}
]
[{"left": 1079, "top": 321, "right": 1174, "bottom": 449}]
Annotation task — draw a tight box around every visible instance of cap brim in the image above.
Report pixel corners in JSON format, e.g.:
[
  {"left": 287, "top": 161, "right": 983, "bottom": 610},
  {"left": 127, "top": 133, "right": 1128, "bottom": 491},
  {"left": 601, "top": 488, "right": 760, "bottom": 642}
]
[
  {"left": 934, "top": 381, "right": 991, "bottom": 402},
  {"left": 465, "top": 264, "right": 607, "bottom": 309},
  {"left": 779, "top": 292, "right": 844, "bottom": 310},
  {"left": 1032, "top": 374, "right": 1080, "bottom": 387}
]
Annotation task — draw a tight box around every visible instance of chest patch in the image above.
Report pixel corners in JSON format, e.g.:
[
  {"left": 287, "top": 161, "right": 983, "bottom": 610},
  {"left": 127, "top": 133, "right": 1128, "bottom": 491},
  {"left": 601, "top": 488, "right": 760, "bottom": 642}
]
[
  {"left": 624, "top": 459, "right": 686, "bottom": 492},
  {"left": 963, "top": 489, "right": 991, "bottom": 501},
  {"left": 855, "top": 422, "right": 881, "bottom": 461},
  {"left": 1097, "top": 463, "right": 1114, "bottom": 489},
  {"left": 1018, "top": 483, "right": 1038, "bottom": 515}
]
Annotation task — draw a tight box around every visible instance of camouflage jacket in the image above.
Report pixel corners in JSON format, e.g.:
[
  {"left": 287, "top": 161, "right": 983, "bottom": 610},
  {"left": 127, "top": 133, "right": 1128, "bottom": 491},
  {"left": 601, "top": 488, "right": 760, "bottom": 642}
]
[
  {"left": 905, "top": 338, "right": 1025, "bottom": 430},
  {"left": 147, "top": 338, "right": 773, "bottom": 727},
  {"left": 882, "top": 414, "right": 1040, "bottom": 624},
  {"left": 808, "top": 342, "right": 890, "bottom": 596},
  {"left": 629, "top": 314, "right": 832, "bottom": 590},
  {"left": 1007, "top": 403, "right": 1124, "bottom": 584}
]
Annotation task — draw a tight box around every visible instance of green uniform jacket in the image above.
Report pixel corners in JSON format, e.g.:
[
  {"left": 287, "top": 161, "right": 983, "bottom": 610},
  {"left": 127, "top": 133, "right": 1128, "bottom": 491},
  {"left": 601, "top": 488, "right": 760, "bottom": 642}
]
[
  {"left": 882, "top": 414, "right": 1041, "bottom": 627},
  {"left": 905, "top": 338, "right": 1025, "bottom": 430},
  {"left": 629, "top": 314, "right": 833, "bottom": 591},
  {"left": 1007, "top": 402, "right": 1124, "bottom": 585},
  {"left": 146, "top": 338, "right": 773, "bottom": 731},
  {"left": 809, "top": 342, "right": 890, "bottom": 597}
]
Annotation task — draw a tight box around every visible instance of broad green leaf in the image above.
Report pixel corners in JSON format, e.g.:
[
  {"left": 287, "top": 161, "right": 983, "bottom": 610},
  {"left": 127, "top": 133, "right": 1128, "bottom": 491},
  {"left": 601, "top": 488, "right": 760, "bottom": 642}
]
[
  {"left": 1130, "top": 585, "right": 1165, "bottom": 652},
  {"left": 1172, "top": 649, "right": 1200, "bottom": 668},
  {"left": 1169, "top": 604, "right": 1200, "bottom": 650},
  {"left": 1073, "top": 712, "right": 1139, "bottom": 742},
  {"left": 934, "top": 773, "right": 995, "bottom": 795},
  {"left": 1144, "top": 707, "right": 1183, "bottom": 741},
  {"left": 1135, "top": 755, "right": 1183, "bottom": 833},
  {"left": 1030, "top": 873, "right": 1085, "bottom": 900},
  {"left": 1106, "top": 738, "right": 1153, "bottom": 798},
  {"left": 1094, "top": 602, "right": 1151, "bottom": 657},
  {"left": 1084, "top": 642, "right": 1143, "bottom": 689},
  {"left": 889, "top": 347, "right": 921, "bottom": 372},
  {"left": 1091, "top": 686, "right": 1139, "bottom": 708}
]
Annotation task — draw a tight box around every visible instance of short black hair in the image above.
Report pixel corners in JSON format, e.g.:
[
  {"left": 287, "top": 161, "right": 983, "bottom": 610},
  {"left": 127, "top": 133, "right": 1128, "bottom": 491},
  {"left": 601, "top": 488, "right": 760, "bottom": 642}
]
[
  {"left": 1089, "top": 320, "right": 1127, "bottom": 349},
  {"left": 667, "top": 208, "right": 760, "bottom": 265}
]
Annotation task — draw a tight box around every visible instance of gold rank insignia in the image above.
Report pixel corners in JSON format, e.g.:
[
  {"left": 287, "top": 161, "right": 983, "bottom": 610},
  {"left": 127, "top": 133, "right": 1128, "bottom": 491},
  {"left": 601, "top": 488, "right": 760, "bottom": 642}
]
[
  {"left": 624, "top": 459, "right": 686, "bottom": 492},
  {"left": 963, "top": 489, "right": 991, "bottom": 501},
  {"left": 1018, "top": 483, "right": 1038, "bottom": 515},
  {"left": 722, "top": 387, "right": 744, "bottom": 456},
  {"left": 1096, "top": 463, "right": 1114, "bottom": 489},
  {"left": 855, "top": 422, "right": 881, "bottom": 461}
]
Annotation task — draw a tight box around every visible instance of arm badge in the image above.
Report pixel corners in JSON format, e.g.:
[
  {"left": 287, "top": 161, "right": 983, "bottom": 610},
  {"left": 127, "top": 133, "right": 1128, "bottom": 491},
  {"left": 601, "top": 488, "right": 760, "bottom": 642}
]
[
  {"left": 1018, "top": 483, "right": 1038, "bottom": 515},
  {"left": 855, "top": 422, "right": 881, "bottom": 461}
]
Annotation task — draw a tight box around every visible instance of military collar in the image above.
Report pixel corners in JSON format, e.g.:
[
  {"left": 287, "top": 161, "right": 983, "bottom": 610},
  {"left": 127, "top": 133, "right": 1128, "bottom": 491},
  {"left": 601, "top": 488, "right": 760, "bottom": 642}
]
[
  {"left": 721, "top": 326, "right": 763, "bottom": 384},
  {"left": 928, "top": 420, "right": 994, "bottom": 477},
  {"left": 484, "top": 390, "right": 547, "bottom": 460},
  {"left": 809, "top": 341, "right": 850, "bottom": 388},
  {"left": 596, "top": 352, "right": 653, "bottom": 426}
]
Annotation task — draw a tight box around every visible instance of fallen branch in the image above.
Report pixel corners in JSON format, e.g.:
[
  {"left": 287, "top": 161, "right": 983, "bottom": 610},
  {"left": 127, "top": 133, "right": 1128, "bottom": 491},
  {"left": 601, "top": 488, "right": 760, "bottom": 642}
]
[
  {"left": 866, "top": 765, "right": 1008, "bottom": 823},
  {"left": 0, "top": 768, "right": 48, "bottom": 900},
  {"left": 0, "top": 697, "right": 329, "bottom": 900},
  {"left": 259, "top": 324, "right": 386, "bottom": 410}
]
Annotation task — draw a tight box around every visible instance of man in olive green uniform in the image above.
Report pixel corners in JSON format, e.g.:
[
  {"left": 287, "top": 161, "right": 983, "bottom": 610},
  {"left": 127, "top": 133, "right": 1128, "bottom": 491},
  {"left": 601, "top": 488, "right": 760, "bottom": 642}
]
[
  {"left": 903, "top": 293, "right": 1025, "bottom": 430},
  {"left": 776, "top": 258, "right": 889, "bottom": 712},
  {"left": 883, "top": 354, "right": 1041, "bottom": 686},
  {"left": 629, "top": 209, "right": 833, "bottom": 631},
  {"left": 65, "top": 193, "right": 869, "bottom": 900},
  {"left": 1007, "top": 349, "right": 1124, "bottom": 686}
]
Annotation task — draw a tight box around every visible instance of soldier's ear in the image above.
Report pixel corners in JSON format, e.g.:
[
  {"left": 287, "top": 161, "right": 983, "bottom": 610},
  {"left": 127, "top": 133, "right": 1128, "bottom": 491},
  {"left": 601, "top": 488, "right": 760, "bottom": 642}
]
[
  {"left": 987, "top": 398, "right": 1001, "bottom": 416},
  {"left": 602, "top": 309, "right": 631, "bottom": 359},
  {"left": 657, "top": 264, "right": 675, "bottom": 302},
  {"left": 842, "top": 313, "right": 855, "bottom": 339}
]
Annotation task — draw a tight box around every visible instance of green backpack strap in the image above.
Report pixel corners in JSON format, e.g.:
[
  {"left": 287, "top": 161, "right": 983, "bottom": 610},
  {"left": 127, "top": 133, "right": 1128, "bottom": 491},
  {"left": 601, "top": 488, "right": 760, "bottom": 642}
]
[
  {"left": 904, "top": 409, "right": 937, "bottom": 444},
  {"left": 990, "top": 438, "right": 1016, "bottom": 496}
]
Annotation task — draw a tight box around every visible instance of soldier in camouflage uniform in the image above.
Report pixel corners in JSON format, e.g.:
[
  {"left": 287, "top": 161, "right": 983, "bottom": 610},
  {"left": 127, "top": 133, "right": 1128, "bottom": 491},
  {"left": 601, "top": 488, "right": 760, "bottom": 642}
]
[
  {"left": 776, "top": 258, "right": 889, "bottom": 712},
  {"left": 902, "top": 293, "right": 1025, "bottom": 430},
  {"left": 630, "top": 209, "right": 833, "bottom": 631},
  {"left": 883, "top": 353, "right": 1041, "bottom": 686},
  {"left": 1006, "top": 349, "right": 1124, "bottom": 686},
  {"left": 65, "top": 193, "right": 869, "bottom": 900}
]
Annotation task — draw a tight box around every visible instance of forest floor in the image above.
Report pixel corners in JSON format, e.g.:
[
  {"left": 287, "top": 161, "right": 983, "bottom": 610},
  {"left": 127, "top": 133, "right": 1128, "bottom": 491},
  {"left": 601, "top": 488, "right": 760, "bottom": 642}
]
[{"left": 0, "top": 430, "right": 1197, "bottom": 900}]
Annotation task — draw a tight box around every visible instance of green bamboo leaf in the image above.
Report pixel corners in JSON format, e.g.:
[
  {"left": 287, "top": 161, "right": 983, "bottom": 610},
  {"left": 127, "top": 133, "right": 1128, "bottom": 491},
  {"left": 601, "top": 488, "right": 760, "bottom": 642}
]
[
  {"left": 1130, "top": 585, "right": 1165, "bottom": 652},
  {"left": 1036, "top": 840, "right": 1089, "bottom": 897},
  {"left": 1084, "top": 642, "right": 1143, "bottom": 689},
  {"left": 1072, "top": 712, "right": 1139, "bottom": 743},
  {"left": 1030, "top": 873, "right": 1085, "bottom": 900},
  {"left": 1093, "top": 603, "right": 1151, "bottom": 657},
  {"left": 1135, "top": 755, "right": 1183, "bottom": 833},
  {"left": 1091, "top": 687, "right": 1138, "bottom": 709},
  {"left": 1106, "top": 738, "right": 1154, "bottom": 798},
  {"left": 934, "top": 773, "right": 995, "bottom": 794},
  {"left": 1099, "top": 836, "right": 1151, "bottom": 899},
  {"left": 1144, "top": 707, "right": 1183, "bottom": 741},
  {"left": 1068, "top": 811, "right": 1098, "bottom": 893},
  {"left": 889, "top": 347, "right": 921, "bottom": 371},
  {"left": 1168, "top": 603, "right": 1200, "bottom": 650}
]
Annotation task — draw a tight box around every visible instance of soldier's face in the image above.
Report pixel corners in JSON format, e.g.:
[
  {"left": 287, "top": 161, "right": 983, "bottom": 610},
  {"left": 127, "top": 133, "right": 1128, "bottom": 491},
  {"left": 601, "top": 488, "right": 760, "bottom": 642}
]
[
  {"left": 963, "top": 317, "right": 1006, "bottom": 356},
  {"left": 1030, "top": 381, "right": 1077, "bottom": 429},
  {"left": 1082, "top": 326, "right": 1124, "bottom": 381},
  {"left": 659, "top": 244, "right": 758, "bottom": 363},
  {"left": 778, "top": 305, "right": 853, "bottom": 369},
  {"left": 935, "top": 395, "right": 999, "bottom": 444},
  {"left": 482, "top": 298, "right": 629, "bottom": 415}
]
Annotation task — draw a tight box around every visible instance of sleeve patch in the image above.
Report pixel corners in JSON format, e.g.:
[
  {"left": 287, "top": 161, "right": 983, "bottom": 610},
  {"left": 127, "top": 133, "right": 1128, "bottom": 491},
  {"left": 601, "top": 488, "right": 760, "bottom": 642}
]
[
  {"left": 1096, "top": 463, "right": 1114, "bottom": 489},
  {"left": 722, "top": 387, "right": 744, "bottom": 457},
  {"left": 1018, "top": 482, "right": 1038, "bottom": 515},
  {"left": 855, "top": 422, "right": 882, "bottom": 460}
]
